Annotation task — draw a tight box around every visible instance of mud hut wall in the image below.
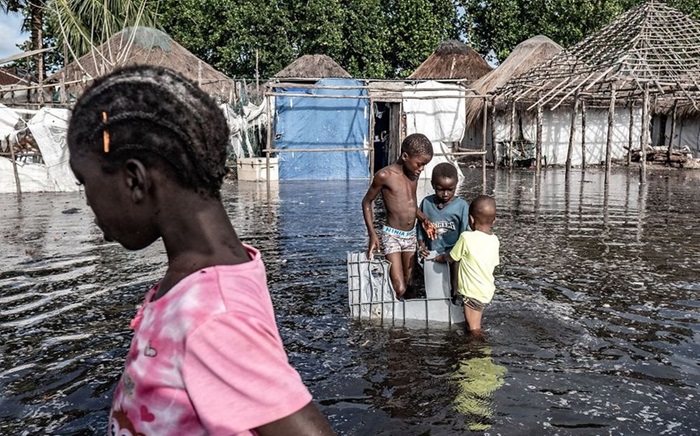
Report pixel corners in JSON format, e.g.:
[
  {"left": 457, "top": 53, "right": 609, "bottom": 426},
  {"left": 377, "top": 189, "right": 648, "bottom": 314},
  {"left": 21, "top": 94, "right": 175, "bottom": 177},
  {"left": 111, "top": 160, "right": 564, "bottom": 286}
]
[
  {"left": 488, "top": 106, "right": 643, "bottom": 166},
  {"left": 659, "top": 116, "right": 700, "bottom": 157}
]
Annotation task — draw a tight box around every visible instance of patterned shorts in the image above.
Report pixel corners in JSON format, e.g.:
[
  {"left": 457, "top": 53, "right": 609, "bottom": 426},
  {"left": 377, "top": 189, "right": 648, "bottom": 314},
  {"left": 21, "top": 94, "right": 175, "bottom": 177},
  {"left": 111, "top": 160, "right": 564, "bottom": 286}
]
[{"left": 381, "top": 225, "right": 417, "bottom": 255}]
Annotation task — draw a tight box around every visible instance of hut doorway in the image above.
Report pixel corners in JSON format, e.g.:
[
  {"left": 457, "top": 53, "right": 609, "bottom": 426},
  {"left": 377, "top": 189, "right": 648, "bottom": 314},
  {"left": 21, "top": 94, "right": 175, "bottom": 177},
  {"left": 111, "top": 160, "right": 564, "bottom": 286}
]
[{"left": 373, "top": 101, "right": 402, "bottom": 171}]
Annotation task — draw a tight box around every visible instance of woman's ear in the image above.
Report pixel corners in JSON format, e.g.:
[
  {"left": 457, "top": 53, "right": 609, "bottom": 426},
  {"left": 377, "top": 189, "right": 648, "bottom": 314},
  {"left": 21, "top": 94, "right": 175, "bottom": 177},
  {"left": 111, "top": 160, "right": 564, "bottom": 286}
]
[{"left": 123, "top": 158, "right": 150, "bottom": 203}]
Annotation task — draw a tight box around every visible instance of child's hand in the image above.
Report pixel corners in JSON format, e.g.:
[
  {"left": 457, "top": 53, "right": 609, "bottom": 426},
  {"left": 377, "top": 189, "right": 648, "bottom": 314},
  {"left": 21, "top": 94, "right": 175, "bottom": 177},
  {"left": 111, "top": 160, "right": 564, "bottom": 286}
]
[
  {"left": 367, "top": 235, "right": 380, "bottom": 260},
  {"left": 428, "top": 254, "right": 445, "bottom": 263},
  {"left": 418, "top": 244, "right": 430, "bottom": 259},
  {"left": 422, "top": 220, "right": 437, "bottom": 240}
]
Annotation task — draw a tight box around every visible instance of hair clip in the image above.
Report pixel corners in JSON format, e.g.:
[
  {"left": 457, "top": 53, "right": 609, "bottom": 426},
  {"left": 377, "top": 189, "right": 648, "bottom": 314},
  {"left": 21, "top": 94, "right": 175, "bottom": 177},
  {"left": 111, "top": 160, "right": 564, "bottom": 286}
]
[{"left": 102, "top": 111, "right": 110, "bottom": 153}]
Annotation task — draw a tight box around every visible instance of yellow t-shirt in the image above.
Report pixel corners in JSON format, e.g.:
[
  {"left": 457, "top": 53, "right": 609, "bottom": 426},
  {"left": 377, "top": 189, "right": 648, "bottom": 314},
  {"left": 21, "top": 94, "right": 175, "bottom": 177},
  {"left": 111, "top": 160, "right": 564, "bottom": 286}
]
[{"left": 449, "top": 230, "right": 500, "bottom": 304}]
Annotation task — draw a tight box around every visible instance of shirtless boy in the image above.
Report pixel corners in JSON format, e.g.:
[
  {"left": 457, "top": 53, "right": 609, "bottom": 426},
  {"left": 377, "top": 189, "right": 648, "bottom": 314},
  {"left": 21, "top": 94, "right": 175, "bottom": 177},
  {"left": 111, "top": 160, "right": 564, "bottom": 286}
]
[{"left": 362, "top": 133, "right": 434, "bottom": 299}]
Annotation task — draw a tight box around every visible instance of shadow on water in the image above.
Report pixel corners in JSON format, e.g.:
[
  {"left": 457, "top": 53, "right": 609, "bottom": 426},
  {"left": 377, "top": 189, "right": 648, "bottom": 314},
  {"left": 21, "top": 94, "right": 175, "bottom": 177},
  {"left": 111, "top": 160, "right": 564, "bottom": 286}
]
[{"left": 0, "top": 167, "right": 698, "bottom": 434}]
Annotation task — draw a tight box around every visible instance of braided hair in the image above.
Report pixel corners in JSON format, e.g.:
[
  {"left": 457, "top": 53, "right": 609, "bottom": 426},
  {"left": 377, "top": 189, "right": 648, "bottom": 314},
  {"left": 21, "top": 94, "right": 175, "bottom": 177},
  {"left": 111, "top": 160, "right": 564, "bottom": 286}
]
[{"left": 67, "top": 65, "right": 229, "bottom": 199}]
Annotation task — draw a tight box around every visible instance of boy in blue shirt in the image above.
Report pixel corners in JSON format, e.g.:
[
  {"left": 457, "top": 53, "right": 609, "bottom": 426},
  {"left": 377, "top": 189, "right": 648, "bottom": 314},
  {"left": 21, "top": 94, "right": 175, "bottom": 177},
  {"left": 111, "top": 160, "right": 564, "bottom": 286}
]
[{"left": 417, "top": 162, "right": 469, "bottom": 300}]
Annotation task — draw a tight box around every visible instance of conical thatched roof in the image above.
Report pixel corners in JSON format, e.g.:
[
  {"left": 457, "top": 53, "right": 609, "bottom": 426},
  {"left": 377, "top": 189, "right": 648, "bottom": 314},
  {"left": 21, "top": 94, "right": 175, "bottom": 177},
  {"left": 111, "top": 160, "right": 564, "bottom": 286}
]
[
  {"left": 408, "top": 40, "right": 492, "bottom": 82},
  {"left": 499, "top": 1, "right": 700, "bottom": 110},
  {"left": 274, "top": 54, "right": 351, "bottom": 79},
  {"left": 49, "top": 27, "right": 236, "bottom": 100},
  {"left": 466, "top": 35, "right": 562, "bottom": 124}
]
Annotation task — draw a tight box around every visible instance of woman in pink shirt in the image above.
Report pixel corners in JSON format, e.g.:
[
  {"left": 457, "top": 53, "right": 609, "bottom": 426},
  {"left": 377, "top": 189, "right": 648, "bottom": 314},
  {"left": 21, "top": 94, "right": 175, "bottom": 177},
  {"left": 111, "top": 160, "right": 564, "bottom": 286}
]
[{"left": 67, "top": 65, "right": 334, "bottom": 436}]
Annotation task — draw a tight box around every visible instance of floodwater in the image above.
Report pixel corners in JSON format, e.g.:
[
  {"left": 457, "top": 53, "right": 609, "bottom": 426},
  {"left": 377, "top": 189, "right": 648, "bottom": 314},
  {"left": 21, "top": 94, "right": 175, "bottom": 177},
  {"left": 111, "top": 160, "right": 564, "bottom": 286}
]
[{"left": 0, "top": 167, "right": 698, "bottom": 435}]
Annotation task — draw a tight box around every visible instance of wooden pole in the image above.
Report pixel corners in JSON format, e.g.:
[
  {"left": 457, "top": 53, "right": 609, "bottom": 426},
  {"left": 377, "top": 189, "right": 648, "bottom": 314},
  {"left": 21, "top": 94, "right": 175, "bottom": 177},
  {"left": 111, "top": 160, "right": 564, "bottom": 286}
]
[
  {"left": 482, "top": 97, "right": 488, "bottom": 175},
  {"left": 667, "top": 100, "right": 677, "bottom": 165},
  {"left": 255, "top": 49, "right": 260, "bottom": 100},
  {"left": 605, "top": 83, "right": 617, "bottom": 185},
  {"left": 627, "top": 104, "right": 634, "bottom": 165},
  {"left": 369, "top": 99, "right": 375, "bottom": 178},
  {"left": 489, "top": 96, "right": 497, "bottom": 167},
  {"left": 509, "top": 102, "right": 515, "bottom": 169},
  {"left": 536, "top": 103, "right": 543, "bottom": 173},
  {"left": 265, "top": 92, "right": 273, "bottom": 189},
  {"left": 640, "top": 84, "right": 649, "bottom": 183},
  {"left": 581, "top": 100, "right": 587, "bottom": 170},
  {"left": 8, "top": 137, "right": 21, "bottom": 195},
  {"left": 566, "top": 92, "right": 580, "bottom": 173}
]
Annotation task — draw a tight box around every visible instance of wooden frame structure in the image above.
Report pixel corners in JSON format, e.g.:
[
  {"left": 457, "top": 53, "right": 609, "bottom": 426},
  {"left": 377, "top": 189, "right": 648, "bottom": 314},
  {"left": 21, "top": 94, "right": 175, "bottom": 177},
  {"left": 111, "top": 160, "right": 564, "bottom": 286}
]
[
  {"left": 495, "top": 0, "right": 700, "bottom": 182},
  {"left": 262, "top": 79, "right": 491, "bottom": 187}
]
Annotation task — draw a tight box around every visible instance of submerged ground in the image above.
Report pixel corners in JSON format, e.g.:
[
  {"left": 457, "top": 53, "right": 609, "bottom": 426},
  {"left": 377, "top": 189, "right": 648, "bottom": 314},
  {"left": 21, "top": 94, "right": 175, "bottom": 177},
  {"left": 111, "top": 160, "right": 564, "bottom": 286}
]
[{"left": 0, "top": 167, "right": 698, "bottom": 434}]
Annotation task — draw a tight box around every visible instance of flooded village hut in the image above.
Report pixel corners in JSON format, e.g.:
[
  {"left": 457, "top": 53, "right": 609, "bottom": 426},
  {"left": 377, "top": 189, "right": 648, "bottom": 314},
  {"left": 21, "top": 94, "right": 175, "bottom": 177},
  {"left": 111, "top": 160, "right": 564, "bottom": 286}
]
[
  {"left": 267, "top": 55, "right": 370, "bottom": 180},
  {"left": 464, "top": 35, "right": 562, "bottom": 164},
  {"left": 49, "top": 27, "right": 238, "bottom": 103},
  {"left": 403, "top": 40, "right": 493, "bottom": 179},
  {"left": 408, "top": 40, "right": 492, "bottom": 83},
  {"left": 495, "top": 0, "right": 700, "bottom": 176}
]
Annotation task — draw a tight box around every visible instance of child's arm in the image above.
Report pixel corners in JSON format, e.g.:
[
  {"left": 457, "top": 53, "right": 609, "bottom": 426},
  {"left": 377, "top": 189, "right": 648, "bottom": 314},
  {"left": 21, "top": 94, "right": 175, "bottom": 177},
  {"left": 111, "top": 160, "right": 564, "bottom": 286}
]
[
  {"left": 362, "top": 173, "right": 386, "bottom": 259},
  {"left": 429, "top": 252, "right": 455, "bottom": 263},
  {"left": 417, "top": 209, "right": 437, "bottom": 240},
  {"left": 257, "top": 402, "right": 335, "bottom": 435}
]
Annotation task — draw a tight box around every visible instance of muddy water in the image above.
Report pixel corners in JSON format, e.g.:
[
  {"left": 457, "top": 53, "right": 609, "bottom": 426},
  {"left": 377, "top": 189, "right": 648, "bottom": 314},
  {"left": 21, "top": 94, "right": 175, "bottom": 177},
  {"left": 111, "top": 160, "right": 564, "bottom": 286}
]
[{"left": 0, "top": 167, "right": 698, "bottom": 434}]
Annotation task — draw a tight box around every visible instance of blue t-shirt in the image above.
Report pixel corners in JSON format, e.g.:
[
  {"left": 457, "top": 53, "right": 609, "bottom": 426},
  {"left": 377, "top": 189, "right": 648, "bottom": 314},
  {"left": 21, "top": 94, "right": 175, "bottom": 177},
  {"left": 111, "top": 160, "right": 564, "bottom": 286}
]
[{"left": 417, "top": 195, "right": 470, "bottom": 254}]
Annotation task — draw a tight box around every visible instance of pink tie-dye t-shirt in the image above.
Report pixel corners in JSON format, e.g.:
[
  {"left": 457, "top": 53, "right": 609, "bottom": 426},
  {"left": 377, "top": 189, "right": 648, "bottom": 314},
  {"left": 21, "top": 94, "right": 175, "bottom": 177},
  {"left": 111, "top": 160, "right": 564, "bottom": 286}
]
[{"left": 108, "top": 245, "right": 312, "bottom": 435}]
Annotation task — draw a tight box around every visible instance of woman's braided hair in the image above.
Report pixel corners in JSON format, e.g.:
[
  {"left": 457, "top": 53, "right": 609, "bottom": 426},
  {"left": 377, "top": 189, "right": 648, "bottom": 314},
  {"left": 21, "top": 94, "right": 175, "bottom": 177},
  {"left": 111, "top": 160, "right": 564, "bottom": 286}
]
[{"left": 67, "top": 65, "right": 229, "bottom": 198}]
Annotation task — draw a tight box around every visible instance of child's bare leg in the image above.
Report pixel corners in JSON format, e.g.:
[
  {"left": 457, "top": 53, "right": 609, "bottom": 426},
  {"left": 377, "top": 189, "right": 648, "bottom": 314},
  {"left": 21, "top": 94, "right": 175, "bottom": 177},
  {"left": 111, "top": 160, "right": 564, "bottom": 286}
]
[
  {"left": 401, "top": 250, "right": 416, "bottom": 298},
  {"left": 464, "top": 306, "right": 483, "bottom": 332},
  {"left": 385, "top": 252, "right": 407, "bottom": 299}
]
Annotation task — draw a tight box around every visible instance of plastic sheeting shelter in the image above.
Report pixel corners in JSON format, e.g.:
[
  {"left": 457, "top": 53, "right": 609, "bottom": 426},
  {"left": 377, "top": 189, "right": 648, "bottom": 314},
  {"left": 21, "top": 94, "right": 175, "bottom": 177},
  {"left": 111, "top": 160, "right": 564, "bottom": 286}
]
[
  {"left": 1, "top": 106, "right": 78, "bottom": 193},
  {"left": 347, "top": 251, "right": 465, "bottom": 328},
  {"left": 274, "top": 79, "right": 370, "bottom": 180}
]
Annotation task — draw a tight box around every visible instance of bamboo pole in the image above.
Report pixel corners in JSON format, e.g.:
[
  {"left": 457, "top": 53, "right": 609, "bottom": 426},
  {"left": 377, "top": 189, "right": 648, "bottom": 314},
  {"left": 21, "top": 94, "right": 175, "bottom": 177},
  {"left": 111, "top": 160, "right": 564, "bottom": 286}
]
[
  {"left": 489, "top": 96, "right": 497, "bottom": 166},
  {"left": 536, "top": 104, "right": 543, "bottom": 173},
  {"left": 581, "top": 100, "right": 587, "bottom": 170},
  {"left": 566, "top": 92, "right": 580, "bottom": 173},
  {"left": 605, "top": 83, "right": 617, "bottom": 185},
  {"left": 509, "top": 102, "right": 515, "bottom": 169},
  {"left": 640, "top": 84, "right": 649, "bottom": 183},
  {"left": 667, "top": 100, "right": 677, "bottom": 165},
  {"left": 627, "top": 104, "right": 634, "bottom": 166}
]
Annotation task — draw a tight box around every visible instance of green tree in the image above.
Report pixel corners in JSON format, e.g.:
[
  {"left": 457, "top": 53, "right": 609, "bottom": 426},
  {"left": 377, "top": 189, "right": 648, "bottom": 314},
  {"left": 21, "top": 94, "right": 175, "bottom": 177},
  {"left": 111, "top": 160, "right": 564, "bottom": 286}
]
[
  {"left": 385, "top": 0, "right": 460, "bottom": 77},
  {"left": 339, "top": 0, "right": 391, "bottom": 78}
]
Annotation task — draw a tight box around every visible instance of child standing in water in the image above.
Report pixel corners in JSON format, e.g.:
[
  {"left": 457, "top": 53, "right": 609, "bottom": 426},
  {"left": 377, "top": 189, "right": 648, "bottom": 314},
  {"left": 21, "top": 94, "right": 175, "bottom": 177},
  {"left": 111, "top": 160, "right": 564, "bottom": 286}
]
[
  {"left": 68, "top": 66, "right": 334, "bottom": 435},
  {"left": 431, "top": 195, "right": 500, "bottom": 339},
  {"left": 362, "top": 133, "right": 434, "bottom": 299},
  {"left": 417, "top": 162, "right": 470, "bottom": 299}
]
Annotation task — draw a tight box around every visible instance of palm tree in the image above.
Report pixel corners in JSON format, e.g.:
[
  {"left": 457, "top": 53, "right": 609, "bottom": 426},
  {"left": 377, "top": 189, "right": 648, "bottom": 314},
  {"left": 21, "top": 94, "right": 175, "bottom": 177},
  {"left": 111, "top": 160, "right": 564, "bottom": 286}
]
[{"left": 1, "top": 0, "right": 156, "bottom": 81}]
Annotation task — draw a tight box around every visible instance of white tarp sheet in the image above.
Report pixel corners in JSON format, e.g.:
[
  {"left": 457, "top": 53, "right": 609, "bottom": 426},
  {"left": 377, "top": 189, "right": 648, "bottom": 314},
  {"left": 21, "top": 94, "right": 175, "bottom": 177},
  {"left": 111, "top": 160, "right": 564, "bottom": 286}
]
[{"left": 403, "top": 81, "right": 465, "bottom": 179}]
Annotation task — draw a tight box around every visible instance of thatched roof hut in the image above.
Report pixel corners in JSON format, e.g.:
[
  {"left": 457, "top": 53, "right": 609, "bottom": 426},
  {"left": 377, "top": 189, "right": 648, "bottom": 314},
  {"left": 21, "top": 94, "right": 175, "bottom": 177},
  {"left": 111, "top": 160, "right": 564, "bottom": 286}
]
[
  {"left": 498, "top": 1, "right": 700, "bottom": 112},
  {"left": 408, "top": 40, "right": 492, "bottom": 82},
  {"left": 49, "top": 27, "right": 237, "bottom": 101},
  {"left": 273, "top": 54, "right": 351, "bottom": 79},
  {"left": 466, "top": 35, "right": 562, "bottom": 125}
]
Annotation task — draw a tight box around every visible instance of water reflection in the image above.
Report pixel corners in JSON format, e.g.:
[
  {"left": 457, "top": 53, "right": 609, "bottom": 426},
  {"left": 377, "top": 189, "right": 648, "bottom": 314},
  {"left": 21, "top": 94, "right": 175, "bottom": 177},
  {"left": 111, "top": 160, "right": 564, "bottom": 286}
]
[
  {"left": 0, "top": 168, "right": 698, "bottom": 434},
  {"left": 452, "top": 345, "right": 507, "bottom": 431}
]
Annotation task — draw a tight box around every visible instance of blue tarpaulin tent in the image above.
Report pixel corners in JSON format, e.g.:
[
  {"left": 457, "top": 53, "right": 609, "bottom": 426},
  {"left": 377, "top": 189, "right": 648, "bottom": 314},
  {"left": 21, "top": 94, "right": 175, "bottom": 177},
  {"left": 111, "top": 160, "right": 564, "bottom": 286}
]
[{"left": 274, "top": 78, "right": 369, "bottom": 180}]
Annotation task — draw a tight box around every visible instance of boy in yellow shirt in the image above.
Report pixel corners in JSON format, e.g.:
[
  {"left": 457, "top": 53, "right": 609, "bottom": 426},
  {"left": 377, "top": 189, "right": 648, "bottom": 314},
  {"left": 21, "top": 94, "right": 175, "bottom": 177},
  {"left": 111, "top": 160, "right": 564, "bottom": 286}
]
[{"left": 430, "top": 195, "right": 500, "bottom": 339}]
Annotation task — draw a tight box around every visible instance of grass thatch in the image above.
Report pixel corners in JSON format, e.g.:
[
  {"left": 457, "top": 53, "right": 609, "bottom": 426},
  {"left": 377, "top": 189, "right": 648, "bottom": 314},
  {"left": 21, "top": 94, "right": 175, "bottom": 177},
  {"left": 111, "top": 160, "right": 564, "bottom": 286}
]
[
  {"left": 49, "top": 27, "right": 237, "bottom": 101},
  {"left": 466, "top": 35, "right": 562, "bottom": 125},
  {"left": 408, "top": 40, "right": 492, "bottom": 82},
  {"left": 273, "top": 54, "right": 351, "bottom": 79}
]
